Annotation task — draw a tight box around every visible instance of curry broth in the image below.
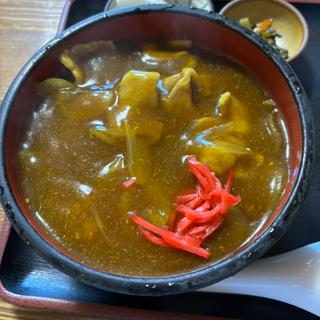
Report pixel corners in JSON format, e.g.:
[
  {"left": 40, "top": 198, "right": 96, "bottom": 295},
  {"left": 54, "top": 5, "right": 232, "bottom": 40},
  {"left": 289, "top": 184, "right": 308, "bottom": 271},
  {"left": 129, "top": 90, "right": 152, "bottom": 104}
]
[{"left": 17, "top": 40, "right": 288, "bottom": 276}]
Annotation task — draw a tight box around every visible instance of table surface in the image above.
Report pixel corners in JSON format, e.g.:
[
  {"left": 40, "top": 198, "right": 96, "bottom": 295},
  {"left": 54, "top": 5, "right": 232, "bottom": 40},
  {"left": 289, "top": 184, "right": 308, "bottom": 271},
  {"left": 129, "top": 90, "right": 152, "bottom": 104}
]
[{"left": 0, "top": 1, "right": 106, "bottom": 319}]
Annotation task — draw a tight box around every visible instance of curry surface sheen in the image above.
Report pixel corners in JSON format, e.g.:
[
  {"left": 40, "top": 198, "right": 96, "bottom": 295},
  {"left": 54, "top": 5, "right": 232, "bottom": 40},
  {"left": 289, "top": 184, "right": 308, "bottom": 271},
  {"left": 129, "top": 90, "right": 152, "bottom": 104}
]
[{"left": 17, "top": 41, "right": 288, "bottom": 276}]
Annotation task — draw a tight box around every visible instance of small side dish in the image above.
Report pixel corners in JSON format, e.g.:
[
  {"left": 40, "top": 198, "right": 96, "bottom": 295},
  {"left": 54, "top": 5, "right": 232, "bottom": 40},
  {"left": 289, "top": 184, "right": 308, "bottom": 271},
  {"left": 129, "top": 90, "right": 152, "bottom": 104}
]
[
  {"left": 17, "top": 40, "right": 288, "bottom": 277},
  {"left": 220, "top": 0, "right": 309, "bottom": 61}
]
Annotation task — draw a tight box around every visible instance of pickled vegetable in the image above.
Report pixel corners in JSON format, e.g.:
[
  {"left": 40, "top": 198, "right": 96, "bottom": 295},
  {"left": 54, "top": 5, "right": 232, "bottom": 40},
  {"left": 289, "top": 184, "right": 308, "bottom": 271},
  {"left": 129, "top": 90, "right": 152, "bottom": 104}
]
[{"left": 239, "top": 17, "right": 289, "bottom": 60}]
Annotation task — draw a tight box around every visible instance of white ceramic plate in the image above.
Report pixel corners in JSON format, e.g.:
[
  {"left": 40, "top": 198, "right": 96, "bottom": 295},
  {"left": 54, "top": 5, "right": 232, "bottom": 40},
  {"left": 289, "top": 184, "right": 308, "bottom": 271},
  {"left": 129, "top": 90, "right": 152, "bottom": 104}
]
[{"left": 105, "top": 0, "right": 213, "bottom": 11}]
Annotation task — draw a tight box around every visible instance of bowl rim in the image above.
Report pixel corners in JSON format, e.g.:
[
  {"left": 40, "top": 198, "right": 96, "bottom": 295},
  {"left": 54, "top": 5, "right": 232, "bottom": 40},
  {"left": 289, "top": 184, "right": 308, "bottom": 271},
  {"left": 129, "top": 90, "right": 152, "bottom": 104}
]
[
  {"left": 0, "top": 4, "right": 314, "bottom": 295},
  {"left": 219, "top": 0, "right": 310, "bottom": 62}
]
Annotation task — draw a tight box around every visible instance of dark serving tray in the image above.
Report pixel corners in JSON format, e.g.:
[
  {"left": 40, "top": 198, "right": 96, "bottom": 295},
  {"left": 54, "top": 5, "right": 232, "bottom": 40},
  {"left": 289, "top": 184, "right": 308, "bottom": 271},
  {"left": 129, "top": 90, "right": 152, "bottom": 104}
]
[{"left": 1, "top": 1, "right": 320, "bottom": 319}]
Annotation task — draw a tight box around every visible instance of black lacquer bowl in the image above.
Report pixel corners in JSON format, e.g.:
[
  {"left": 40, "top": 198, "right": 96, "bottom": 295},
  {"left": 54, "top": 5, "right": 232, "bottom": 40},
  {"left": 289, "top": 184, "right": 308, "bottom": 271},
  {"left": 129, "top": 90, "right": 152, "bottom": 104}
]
[{"left": 0, "top": 5, "right": 314, "bottom": 295}]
